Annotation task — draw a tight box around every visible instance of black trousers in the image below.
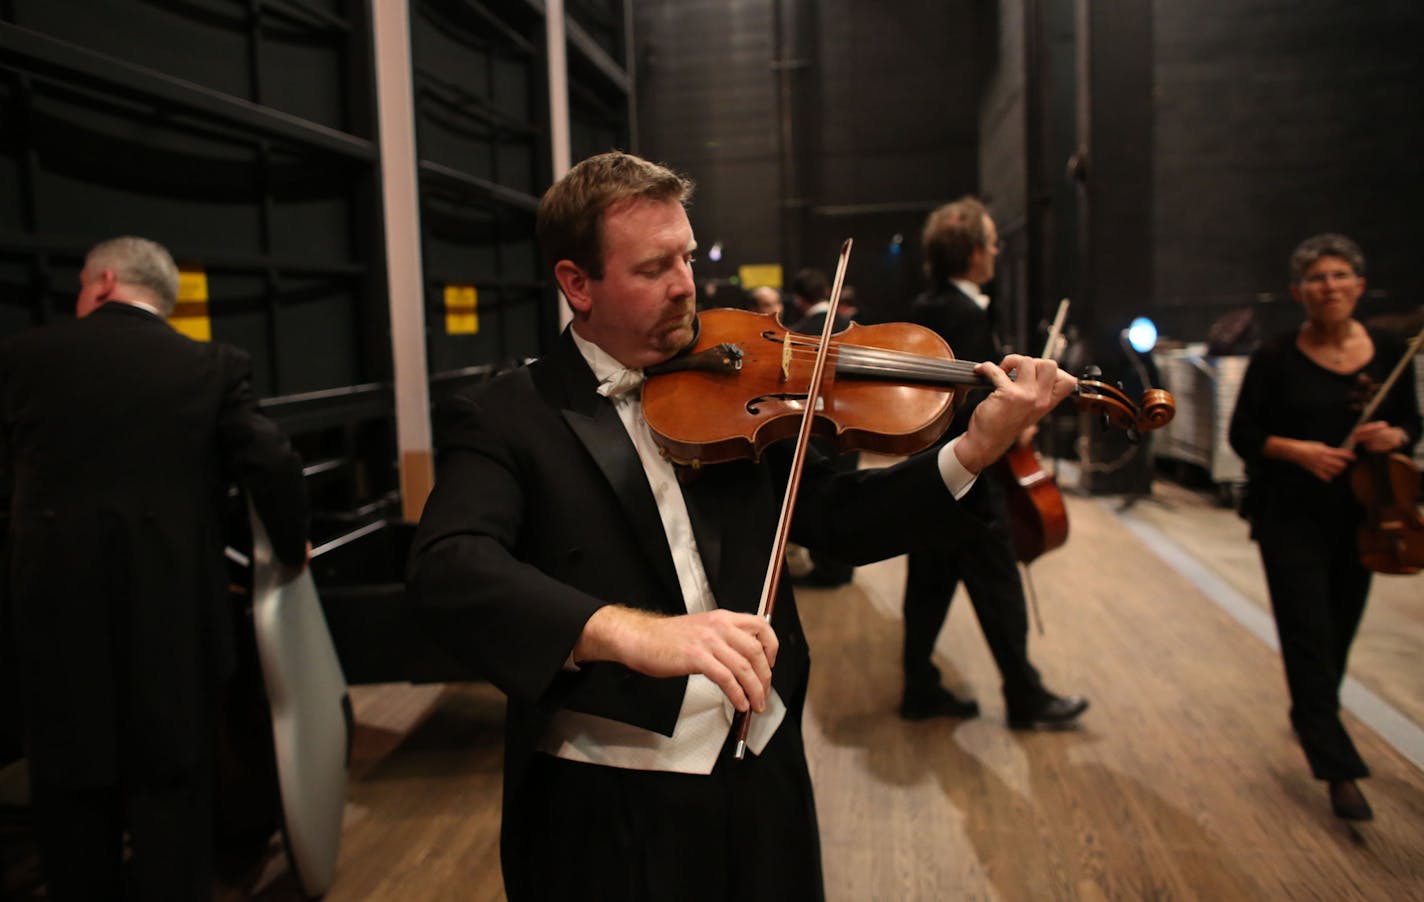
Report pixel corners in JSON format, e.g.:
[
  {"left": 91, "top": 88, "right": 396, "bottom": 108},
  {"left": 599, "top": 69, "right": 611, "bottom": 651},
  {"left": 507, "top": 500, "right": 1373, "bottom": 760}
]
[
  {"left": 29, "top": 767, "right": 214, "bottom": 901},
  {"left": 902, "top": 477, "right": 1047, "bottom": 712},
  {"left": 514, "top": 722, "right": 824, "bottom": 902},
  {"left": 1256, "top": 512, "right": 1371, "bottom": 781}
]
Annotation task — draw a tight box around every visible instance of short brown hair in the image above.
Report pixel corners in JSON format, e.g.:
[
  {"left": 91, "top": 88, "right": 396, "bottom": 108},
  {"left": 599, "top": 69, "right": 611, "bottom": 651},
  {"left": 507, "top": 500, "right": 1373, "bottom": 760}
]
[
  {"left": 536, "top": 151, "right": 693, "bottom": 279},
  {"left": 1289, "top": 233, "right": 1366, "bottom": 284},
  {"left": 922, "top": 196, "right": 990, "bottom": 283},
  {"left": 791, "top": 267, "right": 829, "bottom": 303}
]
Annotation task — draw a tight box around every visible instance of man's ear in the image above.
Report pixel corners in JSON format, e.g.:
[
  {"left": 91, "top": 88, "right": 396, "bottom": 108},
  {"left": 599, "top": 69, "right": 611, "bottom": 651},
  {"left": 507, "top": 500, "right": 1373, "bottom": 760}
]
[
  {"left": 96, "top": 268, "right": 119, "bottom": 301},
  {"left": 554, "top": 260, "right": 594, "bottom": 315}
]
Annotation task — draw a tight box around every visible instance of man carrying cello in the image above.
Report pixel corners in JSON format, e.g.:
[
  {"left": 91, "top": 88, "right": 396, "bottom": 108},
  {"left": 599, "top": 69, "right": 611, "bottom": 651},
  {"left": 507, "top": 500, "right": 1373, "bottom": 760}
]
[
  {"left": 1229, "top": 233, "right": 1420, "bottom": 822},
  {"left": 407, "top": 151, "right": 1076, "bottom": 900},
  {"left": 898, "top": 197, "right": 1090, "bottom": 729}
]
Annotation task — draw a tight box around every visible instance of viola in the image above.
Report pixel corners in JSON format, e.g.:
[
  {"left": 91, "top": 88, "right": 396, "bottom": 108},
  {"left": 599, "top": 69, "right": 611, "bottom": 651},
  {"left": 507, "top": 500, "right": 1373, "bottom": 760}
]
[
  {"left": 1350, "top": 451, "right": 1424, "bottom": 574},
  {"left": 641, "top": 307, "right": 1175, "bottom": 468}
]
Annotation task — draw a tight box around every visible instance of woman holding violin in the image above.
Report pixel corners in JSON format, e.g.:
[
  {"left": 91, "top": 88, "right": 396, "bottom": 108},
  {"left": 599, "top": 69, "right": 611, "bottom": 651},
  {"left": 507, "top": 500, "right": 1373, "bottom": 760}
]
[
  {"left": 407, "top": 151, "right": 1076, "bottom": 901},
  {"left": 1228, "top": 233, "right": 1420, "bottom": 823}
]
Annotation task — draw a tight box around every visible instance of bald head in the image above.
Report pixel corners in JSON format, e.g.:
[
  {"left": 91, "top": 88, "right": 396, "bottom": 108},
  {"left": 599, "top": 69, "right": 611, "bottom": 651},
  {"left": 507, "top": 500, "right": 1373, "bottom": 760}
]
[{"left": 751, "top": 286, "right": 783, "bottom": 318}]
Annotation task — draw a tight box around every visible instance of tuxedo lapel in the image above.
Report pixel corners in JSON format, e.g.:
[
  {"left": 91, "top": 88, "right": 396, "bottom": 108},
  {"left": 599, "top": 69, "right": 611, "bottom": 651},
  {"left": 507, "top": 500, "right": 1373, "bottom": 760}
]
[
  {"left": 678, "top": 476, "right": 723, "bottom": 599},
  {"left": 679, "top": 460, "right": 779, "bottom": 615},
  {"left": 537, "top": 332, "right": 683, "bottom": 606}
]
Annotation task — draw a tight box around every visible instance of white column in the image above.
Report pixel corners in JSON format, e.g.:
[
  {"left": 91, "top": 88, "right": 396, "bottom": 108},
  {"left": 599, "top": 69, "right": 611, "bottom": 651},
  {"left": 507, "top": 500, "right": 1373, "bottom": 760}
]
[
  {"left": 545, "top": 0, "right": 573, "bottom": 329},
  {"left": 372, "top": 0, "right": 435, "bottom": 521}
]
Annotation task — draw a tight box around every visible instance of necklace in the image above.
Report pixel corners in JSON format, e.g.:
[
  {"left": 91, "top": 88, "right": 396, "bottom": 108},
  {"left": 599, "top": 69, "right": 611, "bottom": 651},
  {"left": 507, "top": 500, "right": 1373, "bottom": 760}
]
[{"left": 1302, "top": 321, "right": 1356, "bottom": 367}]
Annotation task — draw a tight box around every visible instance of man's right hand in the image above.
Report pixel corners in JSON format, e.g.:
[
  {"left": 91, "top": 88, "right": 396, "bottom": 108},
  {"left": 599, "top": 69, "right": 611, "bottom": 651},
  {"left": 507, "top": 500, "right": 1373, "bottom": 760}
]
[{"left": 572, "top": 606, "right": 779, "bottom": 714}]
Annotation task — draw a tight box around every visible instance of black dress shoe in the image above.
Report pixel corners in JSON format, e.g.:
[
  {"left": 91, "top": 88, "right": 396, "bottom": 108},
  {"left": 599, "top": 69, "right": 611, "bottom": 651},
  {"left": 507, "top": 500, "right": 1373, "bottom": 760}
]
[
  {"left": 1007, "top": 694, "right": 1089, "bottom": 730},
  {"left": 899, "top": 686, "right": 980, "bottom": 721},
  {"left": 1328, "top": 780, "right": 1374, "bottom": 821}
]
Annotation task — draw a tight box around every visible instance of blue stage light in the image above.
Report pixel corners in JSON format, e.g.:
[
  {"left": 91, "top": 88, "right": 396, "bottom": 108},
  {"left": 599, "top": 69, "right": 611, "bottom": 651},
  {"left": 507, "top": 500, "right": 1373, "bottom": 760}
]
[{"left": 1126, "top": 317, "right": 1158, "bottom": 353}]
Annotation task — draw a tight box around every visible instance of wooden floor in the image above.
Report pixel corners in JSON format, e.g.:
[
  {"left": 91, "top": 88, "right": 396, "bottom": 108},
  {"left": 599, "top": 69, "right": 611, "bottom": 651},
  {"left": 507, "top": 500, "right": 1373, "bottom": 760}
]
[{"left": 11, "top": 469, "right": 1422, "bottom": 900}]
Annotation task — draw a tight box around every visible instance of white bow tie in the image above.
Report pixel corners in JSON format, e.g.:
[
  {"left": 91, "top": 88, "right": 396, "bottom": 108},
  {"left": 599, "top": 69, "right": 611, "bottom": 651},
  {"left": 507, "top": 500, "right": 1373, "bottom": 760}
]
[{"left": 596, "top": 367, "right": 645, "bottom": 399}]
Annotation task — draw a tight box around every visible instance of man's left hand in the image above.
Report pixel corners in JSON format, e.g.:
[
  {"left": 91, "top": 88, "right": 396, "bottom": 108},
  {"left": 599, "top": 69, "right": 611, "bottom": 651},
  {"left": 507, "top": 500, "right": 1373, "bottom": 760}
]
[{"left": 954, "top": 355, "right": 1076, "bottom": 474}]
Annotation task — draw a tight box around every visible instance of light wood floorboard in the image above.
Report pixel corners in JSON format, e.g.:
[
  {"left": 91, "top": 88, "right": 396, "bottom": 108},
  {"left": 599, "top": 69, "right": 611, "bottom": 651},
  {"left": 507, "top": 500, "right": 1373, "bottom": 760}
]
[{"left": 198, "top": 472, "right": 1424, "bottom": 900}]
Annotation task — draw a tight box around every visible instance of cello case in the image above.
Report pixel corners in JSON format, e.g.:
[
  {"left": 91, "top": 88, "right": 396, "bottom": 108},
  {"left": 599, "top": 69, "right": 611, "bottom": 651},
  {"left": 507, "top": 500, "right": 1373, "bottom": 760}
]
[{"left": 248, "top": 500, "right": 351, "bottom": 897}]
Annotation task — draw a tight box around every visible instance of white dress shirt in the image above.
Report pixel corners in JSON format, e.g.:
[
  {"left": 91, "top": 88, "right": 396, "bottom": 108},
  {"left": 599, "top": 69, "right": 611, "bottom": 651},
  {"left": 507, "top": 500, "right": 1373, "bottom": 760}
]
[
  {"left": 538, "top": 328, "right": 977, "bottom": 774},
  {"left": 952, "top": 278, "right": 990, "bottom": 311}
]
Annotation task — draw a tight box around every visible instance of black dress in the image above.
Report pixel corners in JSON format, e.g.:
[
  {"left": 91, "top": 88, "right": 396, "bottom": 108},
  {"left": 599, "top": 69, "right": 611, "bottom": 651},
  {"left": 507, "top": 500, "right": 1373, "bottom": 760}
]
[{"left": 1228, "top": 327, "right": 1420, "bottom": 780}]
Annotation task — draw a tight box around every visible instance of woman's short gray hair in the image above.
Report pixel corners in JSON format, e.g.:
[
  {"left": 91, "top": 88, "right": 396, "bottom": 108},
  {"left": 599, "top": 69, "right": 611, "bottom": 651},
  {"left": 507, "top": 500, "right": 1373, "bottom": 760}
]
[{"left": 1289, "top": 233, "right": 1366, "bottom": 285}]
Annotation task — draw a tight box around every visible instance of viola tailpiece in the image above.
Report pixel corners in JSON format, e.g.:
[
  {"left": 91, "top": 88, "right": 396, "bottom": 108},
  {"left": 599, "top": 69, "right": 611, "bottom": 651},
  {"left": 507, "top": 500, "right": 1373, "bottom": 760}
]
[{"left": 645, "top": 343, "right": 743, "bottom": 376}]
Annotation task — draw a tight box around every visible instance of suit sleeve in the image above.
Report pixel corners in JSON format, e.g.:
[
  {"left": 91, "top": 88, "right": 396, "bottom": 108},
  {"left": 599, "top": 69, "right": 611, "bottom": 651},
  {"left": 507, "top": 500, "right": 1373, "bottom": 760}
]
[
  {"left": 406, "top": 392, "right": 607, "bottom": 706},
  {"left": 786, "top": 443, "right": 985, "bottom": 564},
  {"left": 215, "top": 345, "right": 309, "bottom": 565}
]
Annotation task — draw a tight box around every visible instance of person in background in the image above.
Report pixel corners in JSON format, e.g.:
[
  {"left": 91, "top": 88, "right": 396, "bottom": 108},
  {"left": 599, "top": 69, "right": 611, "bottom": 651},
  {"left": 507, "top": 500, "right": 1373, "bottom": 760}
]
[
  {"left": 899, "top": 196, "right": 1089, "bottom": 729},
  {"left": 0, "top": 236, "right": 309, "bottom": 900},
  {"left": 407, "top": 151, "right": 1075, "bottom": 900},
  {"left": 1229, "top": 232, "right": 1419, "bottom": 822},
  {"left": 750, "top": 284, "right": 785, "bottom": 320},
  {"left": 788, "top": 267, "right": 853, "bottom": 336},
  {"left": 785, "top": 267, "right": 860, "bottom": 587}
]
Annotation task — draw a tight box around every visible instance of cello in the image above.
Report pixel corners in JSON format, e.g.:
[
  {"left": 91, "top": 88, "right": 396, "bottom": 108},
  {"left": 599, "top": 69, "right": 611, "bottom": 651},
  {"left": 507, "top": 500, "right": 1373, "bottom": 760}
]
[{"left": 993, "top": 299, "right": 1072, "bottom": 563}]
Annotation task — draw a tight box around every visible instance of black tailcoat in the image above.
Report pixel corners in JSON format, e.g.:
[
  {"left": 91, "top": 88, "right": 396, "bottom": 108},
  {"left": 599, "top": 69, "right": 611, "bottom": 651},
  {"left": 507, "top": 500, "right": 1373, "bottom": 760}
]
[
  {"left": 409, "top": 327, "right": 985, "bottom": 894},
  {"left": 0, "top": 302, "right": 307, "bottom": 787}
]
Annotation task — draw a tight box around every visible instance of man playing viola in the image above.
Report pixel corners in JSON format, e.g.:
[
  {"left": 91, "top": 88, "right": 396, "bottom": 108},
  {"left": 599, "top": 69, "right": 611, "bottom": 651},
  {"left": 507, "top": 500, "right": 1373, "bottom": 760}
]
[{"left": 408, "top": 151, "right": 1075, "bottom": 900}]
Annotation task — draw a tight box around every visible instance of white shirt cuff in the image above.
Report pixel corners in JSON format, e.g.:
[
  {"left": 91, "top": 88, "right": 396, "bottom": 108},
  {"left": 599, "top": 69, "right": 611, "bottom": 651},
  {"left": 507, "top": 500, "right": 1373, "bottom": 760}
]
[{"left": 937, "top": 436, "right": 979, "bottom": 500}]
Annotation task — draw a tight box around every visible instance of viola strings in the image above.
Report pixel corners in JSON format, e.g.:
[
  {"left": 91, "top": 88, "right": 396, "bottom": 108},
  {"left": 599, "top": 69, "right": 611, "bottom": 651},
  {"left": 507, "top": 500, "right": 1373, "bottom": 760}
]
[{"left": 775, "top": 336, "right": 984, "bottom": 385}]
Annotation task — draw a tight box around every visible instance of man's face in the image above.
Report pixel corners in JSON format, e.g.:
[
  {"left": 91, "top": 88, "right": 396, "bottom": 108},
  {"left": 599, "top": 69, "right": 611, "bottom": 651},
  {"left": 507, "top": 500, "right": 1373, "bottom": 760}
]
[
  {"left": 967, "top": 214, "right": 999, "bottom": 286},
  {"left": 1291, "top": 254, "right": 1364, "bottom": 325},
  {"left": 573, "top": 197, "right": 698, "bottom": 368}
]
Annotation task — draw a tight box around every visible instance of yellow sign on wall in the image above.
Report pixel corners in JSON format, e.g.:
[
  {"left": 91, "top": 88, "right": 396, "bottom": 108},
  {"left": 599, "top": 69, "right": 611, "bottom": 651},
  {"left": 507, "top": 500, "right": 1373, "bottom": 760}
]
[
  {"left": 171, "top": 267, "right": 211, "bottom": 341},
  {"left": 738, "top": 263, "right": 783, "bottom": 289},
  {"left": 444, "top": 283, "right": 479, "bottom": 335}
]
